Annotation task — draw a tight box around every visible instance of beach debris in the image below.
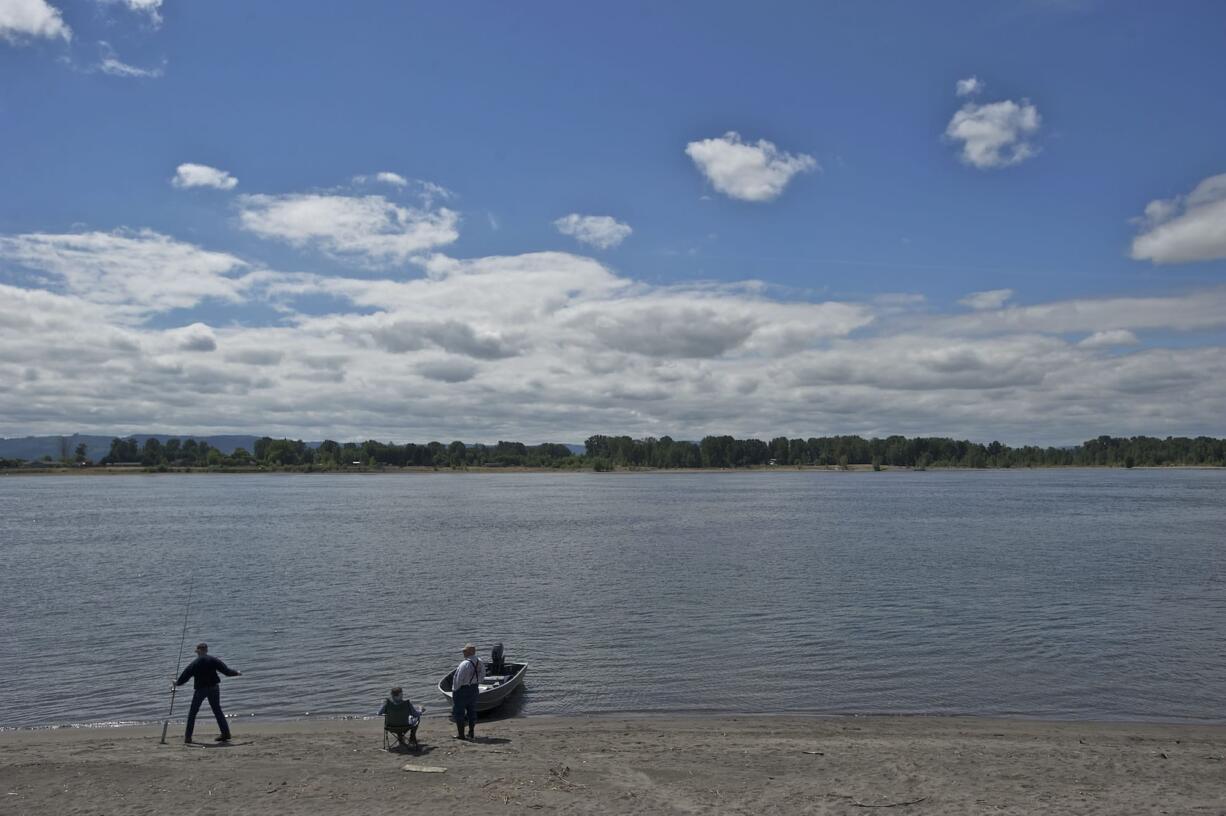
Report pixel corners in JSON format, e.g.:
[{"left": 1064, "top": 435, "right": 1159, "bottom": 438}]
[
  {"left": 851, "top": 795, "right": 928, "bottom": 808},
  {"left": 401, "top": 764, "right": 447, "bottom": 773},
  {"left": 802, "top": 750, "right": 825, "bottom": 755}
]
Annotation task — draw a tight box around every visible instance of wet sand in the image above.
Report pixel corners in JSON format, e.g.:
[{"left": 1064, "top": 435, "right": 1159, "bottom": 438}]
[{"left": 2, "top": 715, "right": 1224, "bottom": 814}]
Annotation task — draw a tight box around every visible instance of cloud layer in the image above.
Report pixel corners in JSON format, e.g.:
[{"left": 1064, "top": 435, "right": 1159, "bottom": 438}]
[
  {"left": 685, "top": 132, "right": 818, "bottom": 202},
  {"left": 2, "top": 209, "right": 1225, "bottom": 445},
  {"left": 553, "top": 214, "right": 633, "bottom": 249},
  {"left": 0, "top": 229, "right": 249, "bottom": 320}
]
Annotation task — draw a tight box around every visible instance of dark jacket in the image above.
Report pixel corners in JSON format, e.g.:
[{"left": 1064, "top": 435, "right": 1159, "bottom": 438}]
[{"left": 176, "top": 655, "right": 239, "bottom": 689}]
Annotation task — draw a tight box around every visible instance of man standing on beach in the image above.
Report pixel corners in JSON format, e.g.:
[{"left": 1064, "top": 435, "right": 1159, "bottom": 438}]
[
  {"left": 173, "top": 643, "right": 241, "bottom": 744},
  {"left": 451, "top": 643, "right": 484, "bottom": 740}
]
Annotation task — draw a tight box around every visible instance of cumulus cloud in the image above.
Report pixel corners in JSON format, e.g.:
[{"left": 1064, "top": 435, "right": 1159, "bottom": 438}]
[
  {"left": 166, "top": 323, "right": 217, "bottom": 353},
  {"left": 0, "top": 0, "right": 69, "bottom": 42},
  {"left": 237, "top": 193, "right": 459, "bottom": 265},
  {"left": 553, "top": 214, "right": 633, "bottom": 249},
  {"left": 955, "top": 76, "right": 984, "bottom": 97},
  {"left": 172, "top": 163, "right": 238, "bottom": 191},
  {"left": 945, "top": 99, "right": 1041, "bottom": 169},
  {"left": 685, "top": 131, "right": 818, "bottom": 202},
  {"left": 959, "top": 288, "right": 1013, "bottom": 310},
  {"left": 1130, "top": 173, "right": 1226, "bottom": 263},
  {"left": 374, "top": 171, "right": 407, "bottom": 187}
]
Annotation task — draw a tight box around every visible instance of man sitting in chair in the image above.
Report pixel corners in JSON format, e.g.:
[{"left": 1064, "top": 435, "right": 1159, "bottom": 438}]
[{"left": 379, "top": 686, "right": 423, "bottom": 750}]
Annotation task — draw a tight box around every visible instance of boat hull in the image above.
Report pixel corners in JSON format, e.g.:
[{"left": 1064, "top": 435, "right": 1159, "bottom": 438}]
[{"left": 438, "top": 662, "right": 527, "bottom": 713}]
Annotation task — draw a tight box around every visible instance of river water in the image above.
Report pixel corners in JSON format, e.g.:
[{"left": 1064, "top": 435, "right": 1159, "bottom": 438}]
[{"left": 0, "top": 469, "right": 1222, "bottom": 728}]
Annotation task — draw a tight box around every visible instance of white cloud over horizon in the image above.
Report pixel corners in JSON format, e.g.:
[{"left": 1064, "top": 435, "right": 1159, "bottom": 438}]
[
  {"left": 945, "top": 98, "right": 1041, "bottom": 169},
  {"left": 1131, "top": 172, "right": 1226, "bottom": 263},
  {"left": 685, "top": 131, "right": 818, "bottom": 202},
  {"left": 0, "top": 0, "right": 70, "bottom": 42},
  {"left": 553, "top": 214, "right": 633, "bottom": 249},
  {"left": 2, "top": 217, "right": 1225, "bottom": 445},
  {"left": 172, "top": 162, "right": 238, "bottom": 190}
]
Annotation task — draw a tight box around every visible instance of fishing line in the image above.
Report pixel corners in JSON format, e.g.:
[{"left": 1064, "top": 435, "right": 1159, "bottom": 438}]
[{"left": 159, "top": 577, "right": 193, "bottom": 744}]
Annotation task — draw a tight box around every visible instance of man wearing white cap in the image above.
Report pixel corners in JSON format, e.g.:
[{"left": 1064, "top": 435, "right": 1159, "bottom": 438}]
[{"left": 451, "top": 643, "right": 485, "bottom": 740}]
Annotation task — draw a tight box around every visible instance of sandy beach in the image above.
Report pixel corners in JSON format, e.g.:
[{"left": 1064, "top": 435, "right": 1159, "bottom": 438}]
[{"left": 2, "top": 715, "right": 1223, "bottom": 815}]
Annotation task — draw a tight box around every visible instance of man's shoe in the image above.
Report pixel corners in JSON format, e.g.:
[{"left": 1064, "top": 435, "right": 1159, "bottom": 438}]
[
  {"left": 184, "top": 738, "right": 193, "bottom": 744},
  {"left": 214, "top": 735, "right": 231, "bottom": 742}
]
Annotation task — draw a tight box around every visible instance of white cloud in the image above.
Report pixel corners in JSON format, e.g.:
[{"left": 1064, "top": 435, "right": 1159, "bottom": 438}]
[
  {"left": 553, "top": 214, "right": 633, "bottom": 249},
  {"left": 684, "top": 131, "right": 818, "bottom": 202},
  {"left": 0, "top": 0, "right": 70, "bottom": 42},
  {"left": 172, "top": 163, "right": 238, "bottom": 191},
  {"left": 237, "top": 193, "right": 459, "bottom": 265},
  {"left": 959, "top": 288, "right": 1013, "bottom": 310},
  {"left": 0, "top": 229, "right": 249, "bottom": 319},
  {"left": 955, "top": 76, "right": 984, "bottom": 97},
  {"left": 374, "top": 171, "right": 408, "bottom": 187},
  {"left": 945, "top": 99, "right": 1041, "bottom": 169},
  {"left": 1080, "top": 330, "right": 1139, "bottom": 349},
  {"left": 98, "top": 41, "right": 162, "bottom": 78},
  {"left": 1130, "top": 173, "right": 1226, "bottom": 263},
  {"left": 116, "top": 0, "right": 162, "bottom": 24}
]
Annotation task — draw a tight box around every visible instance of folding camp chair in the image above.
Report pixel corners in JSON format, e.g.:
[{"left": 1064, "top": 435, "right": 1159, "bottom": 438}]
[{"left": 382, "top": 699, "right": 422, "bottom": 751}]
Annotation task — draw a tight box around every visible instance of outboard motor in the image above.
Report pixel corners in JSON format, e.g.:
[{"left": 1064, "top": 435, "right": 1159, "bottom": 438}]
[{"left": 490, "top": 642, "right": 505, "bottom": 675}]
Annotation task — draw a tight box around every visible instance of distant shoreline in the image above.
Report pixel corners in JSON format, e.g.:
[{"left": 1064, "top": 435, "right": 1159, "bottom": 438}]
[{"left": 2, "top": 463, "right": 1222, "bottom": 477}]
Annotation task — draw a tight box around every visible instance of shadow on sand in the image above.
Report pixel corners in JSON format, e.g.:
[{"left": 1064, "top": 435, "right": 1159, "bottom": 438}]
[{"left": 384, "top": 743, "right": 438, "bottom": 756}]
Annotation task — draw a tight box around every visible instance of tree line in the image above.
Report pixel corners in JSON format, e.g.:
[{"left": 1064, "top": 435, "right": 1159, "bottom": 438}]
[
  {"left": 1, "top": 433, "right": 1222, "bottom": 471},
  {"left": 584, "top": 433, "right": 1226, "bottom": 469}
]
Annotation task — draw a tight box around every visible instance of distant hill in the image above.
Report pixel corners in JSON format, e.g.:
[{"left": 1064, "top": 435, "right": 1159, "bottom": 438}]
[{"left": 0, "top": 434, "right": 262, "bottom": 462}]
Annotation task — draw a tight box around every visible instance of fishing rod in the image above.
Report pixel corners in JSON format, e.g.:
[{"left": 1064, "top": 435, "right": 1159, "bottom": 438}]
[{"left": 159, "top": 578, "right": 193, "bottom": 745}]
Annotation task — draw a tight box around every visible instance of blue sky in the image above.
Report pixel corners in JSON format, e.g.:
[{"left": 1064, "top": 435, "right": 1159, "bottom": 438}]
[{"left": 2, "top": 0, "right": 1225, "bottom": 444}]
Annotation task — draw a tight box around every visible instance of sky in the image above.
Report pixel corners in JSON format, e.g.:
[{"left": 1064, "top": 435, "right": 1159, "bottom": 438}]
[{"left": 1, "top": 0, "right": 1225, "bottom": 446}]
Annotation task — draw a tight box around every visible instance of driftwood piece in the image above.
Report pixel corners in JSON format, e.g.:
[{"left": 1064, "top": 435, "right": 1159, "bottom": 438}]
[{"left": 851, "top": 795, "right": 928, "bottom": 808}]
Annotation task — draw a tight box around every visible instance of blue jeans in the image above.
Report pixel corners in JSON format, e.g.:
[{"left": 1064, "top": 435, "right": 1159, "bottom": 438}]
[
  {"left": 452, "top": 685, "right": 478, "bottom": 727},
  {"left": 185, "top": 684, "right": 230, "bottom": 741}
]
